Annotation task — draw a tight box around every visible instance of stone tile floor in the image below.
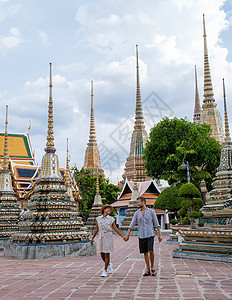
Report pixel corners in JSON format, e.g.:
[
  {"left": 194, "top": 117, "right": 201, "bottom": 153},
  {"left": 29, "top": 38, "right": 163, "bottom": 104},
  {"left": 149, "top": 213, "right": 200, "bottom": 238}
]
[{"left": 0, "top": 232, "right": 232, "bottom": 299}]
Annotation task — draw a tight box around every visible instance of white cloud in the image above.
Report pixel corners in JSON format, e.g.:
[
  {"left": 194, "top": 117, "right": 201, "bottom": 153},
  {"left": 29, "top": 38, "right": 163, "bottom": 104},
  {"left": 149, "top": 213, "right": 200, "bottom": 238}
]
[
  {"left": 0, "top": 1, "right": 20, "bottom": 22},
  {"left": 0, "top": 27, "right": 23, "bottom": 55},
  {"left": 38, "top": 31, "right": 48, "bottom": 44}
]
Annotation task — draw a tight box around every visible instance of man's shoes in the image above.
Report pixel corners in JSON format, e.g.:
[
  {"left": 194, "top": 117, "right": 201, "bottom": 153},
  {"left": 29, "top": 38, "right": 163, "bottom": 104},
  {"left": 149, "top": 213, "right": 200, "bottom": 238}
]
[
  {"left": 101, "top": 270, "right": 107, "bottom": 277},
  {"left": 108, "top": 263, "right": 113, "bottom": 273}
]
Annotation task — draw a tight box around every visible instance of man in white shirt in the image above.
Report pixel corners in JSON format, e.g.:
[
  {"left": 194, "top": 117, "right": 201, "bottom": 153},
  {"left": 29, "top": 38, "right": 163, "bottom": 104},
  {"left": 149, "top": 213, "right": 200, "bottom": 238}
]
[{"left": 124, "top": 197, "right": 162, "bottom": 276}]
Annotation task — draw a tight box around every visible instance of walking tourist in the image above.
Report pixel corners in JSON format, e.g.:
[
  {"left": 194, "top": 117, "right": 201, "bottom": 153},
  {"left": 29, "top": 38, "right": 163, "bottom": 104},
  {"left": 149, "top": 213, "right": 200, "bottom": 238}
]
[
  {"left": 91, "top": 204, "right": 125, "bottom": 277},
  {"left": 124, "top": 196, "right": 162, "bottom": 276}
]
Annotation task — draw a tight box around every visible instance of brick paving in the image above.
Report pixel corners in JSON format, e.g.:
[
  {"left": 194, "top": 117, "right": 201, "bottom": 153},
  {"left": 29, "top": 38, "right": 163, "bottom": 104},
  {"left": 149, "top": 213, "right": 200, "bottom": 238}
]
[{"left": 0, "top": 232, "right": 232, "bottom": 299}]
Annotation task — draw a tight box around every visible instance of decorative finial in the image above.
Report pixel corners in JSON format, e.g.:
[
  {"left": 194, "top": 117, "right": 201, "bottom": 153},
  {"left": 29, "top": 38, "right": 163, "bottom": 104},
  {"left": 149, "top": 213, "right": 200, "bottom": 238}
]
[
  {"left": 202, "top": 14, "right": 215, "bottom": 105},
  {"left": 193, "top": 65, "right": 201, "bottom": 124},
  {"left": 223, "top": 78, "right": 231, "bottom": 144},
  {"left": 88, "top": 81, "right": 97, "bottom": 144},
  {"left": 45, "top": 62, "right": 56, "bottom": 153},
  {"left": 27, "top": 120, "right": 31, "bottom": 135},
  {"left": 2, "top": 105, "right": 9, "bottom": 172},
  {"left": 65, "top": 138, "right": 71, "bottom": 187}
]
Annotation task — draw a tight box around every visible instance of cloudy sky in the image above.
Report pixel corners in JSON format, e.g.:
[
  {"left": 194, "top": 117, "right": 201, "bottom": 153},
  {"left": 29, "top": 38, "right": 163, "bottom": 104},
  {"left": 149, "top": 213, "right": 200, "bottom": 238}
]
[{"left": 0, "top": 0, "right": 232, "bottom": 183}]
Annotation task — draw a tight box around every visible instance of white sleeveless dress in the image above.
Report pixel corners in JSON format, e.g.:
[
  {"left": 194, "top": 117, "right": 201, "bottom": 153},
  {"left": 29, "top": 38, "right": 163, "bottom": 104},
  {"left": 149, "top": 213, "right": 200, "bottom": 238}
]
[{"left": 96, "top": 215, "right": 115, "bottom": 253}]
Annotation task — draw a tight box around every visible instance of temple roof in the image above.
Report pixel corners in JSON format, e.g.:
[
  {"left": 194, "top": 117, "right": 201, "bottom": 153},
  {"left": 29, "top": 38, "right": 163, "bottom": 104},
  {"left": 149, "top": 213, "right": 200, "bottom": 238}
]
[
  {"left": 117, "top": 178, "right": 160, "bottom": 200},
  {"left": 112, "top": 178, "right": 160, "bottom": 208},
  {"left": 0, "top": 133, "right": 35, "bottom": 164}
]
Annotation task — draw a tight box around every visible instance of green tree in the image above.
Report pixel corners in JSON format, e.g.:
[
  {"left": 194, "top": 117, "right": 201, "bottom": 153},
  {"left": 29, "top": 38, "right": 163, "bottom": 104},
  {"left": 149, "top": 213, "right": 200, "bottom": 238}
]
[
  {"left": 73, "top": 167, "right": 120, "bottom": 220},
  {"left": 143, "top": 117, "right": 221, "bottom": 189},
  {"left": 154, "top": 185, "right": 182, "bottom": 219},
  {"left": 178, "top": 183, "right": 203, "bottom": 227}
]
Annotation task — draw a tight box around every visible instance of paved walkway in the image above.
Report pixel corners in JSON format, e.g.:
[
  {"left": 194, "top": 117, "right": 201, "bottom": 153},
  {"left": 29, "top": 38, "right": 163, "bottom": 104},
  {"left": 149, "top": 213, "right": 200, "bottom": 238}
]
[{"left": 0, "top": 232, "right": 232, "bottom": 300}]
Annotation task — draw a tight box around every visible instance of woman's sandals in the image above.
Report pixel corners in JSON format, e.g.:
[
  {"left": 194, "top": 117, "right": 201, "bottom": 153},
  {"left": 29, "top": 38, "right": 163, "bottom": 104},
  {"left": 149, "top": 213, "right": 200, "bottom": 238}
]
[{"left": 143, "top": 271, "right": 151, "bottom": 276}]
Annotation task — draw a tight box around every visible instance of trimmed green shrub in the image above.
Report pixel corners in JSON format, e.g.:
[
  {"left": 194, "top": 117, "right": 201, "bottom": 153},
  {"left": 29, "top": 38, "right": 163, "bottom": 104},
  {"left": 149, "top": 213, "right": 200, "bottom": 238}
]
[{"left": 169, "top": 219, "right": 178, "bottom": 225}]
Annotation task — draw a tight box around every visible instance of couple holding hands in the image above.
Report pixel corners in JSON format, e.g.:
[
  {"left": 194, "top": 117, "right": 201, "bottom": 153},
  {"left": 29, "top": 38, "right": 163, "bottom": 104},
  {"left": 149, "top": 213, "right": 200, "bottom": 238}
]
[{"left": 91, "top": 196, "right": 162, "bottom": 277}]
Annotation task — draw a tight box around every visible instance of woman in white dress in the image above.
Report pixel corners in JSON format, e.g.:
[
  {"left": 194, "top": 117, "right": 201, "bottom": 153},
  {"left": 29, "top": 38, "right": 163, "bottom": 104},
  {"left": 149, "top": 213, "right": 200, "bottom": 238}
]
[{"left": 91, "top": 205, "right": 125, "bottom": 277}]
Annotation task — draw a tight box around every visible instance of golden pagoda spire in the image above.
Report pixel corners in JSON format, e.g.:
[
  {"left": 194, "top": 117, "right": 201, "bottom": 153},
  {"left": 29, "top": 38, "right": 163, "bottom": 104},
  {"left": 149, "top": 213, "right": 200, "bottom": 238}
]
[
  {"left": 45, "top": 62, "right": 56, "bottom": 153},
  {"left": 202, "top": 14, "right": 216, "bottom": 106},
  {"left": 2, "top": 105, "right": 9, "bottom": 173},
  {"left": 135, "top": 45, "right": 145, "bottom": 130},
  {"left": 65, "top": 138, "right": 71, "bottom": 187},
  {"left": 223, "top": 78, "right": 231, "bottom": 145},
  {"left": 193, "top": 65, "right": 201, "bottom": 125},
  {"left": 88, "top": 80, "right": 97, "bottom": 145},
  {"left": 122, "top": 45, "right": 149, "bottom": 182}
]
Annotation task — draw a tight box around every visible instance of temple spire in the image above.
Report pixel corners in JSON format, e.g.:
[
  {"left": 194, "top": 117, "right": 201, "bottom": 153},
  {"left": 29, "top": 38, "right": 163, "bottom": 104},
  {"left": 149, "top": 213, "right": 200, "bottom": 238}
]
[
  {"left": 223, "top": 78, "right": 231, "bottom": 145},
  {"left": 2, "top": 105, "right": 9, "bottom": 172},
  {"left": 135, "top": 45, "right": 145, "bottom": 130},
  {"left": 45, "top": 62, "right": 56, "bottom": 153},
  {"left": 83, "top": 81, "right": 104, "bottom": 176},
  {"left": 88, "top": 81, "right": 97, "bottom": 145},
  {"left": 202, "top": 14, "right": 215, "bottom": 105},
  {"left": 122, "top": 45, "right": 149, "bottom": 182},
  {"left": 193, "top": 65, "right": 201, "bottom": 125}
]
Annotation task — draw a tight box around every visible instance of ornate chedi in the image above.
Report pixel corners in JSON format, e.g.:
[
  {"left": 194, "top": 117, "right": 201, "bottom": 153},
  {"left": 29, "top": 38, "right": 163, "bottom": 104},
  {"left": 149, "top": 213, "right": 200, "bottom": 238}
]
[
  {"left": 5, "top": 63, "right": 95, "bottom": 259},
  {"left": 86, "top": 168, "right": 103, "bottom": 231},
  {"left": 83, "top": 81, "right": 104, "bottom": 177},
  {"left": 200, "top": 78, "right": 232, "bottom": 224},
  {"left": 200, "top": 14, "right": 224, "bottom": 145},
  {"left": 122, "top": 45, "right": 150, "bottom": 182},
  {"left": 0, "top": 106, "right": 21, "bottom": 249},
  {"left": 173, "top": 79, "right": 232, "bottom": 262},
  {"left": 193, "top": 65, "right": 201, "bottom": 126}
]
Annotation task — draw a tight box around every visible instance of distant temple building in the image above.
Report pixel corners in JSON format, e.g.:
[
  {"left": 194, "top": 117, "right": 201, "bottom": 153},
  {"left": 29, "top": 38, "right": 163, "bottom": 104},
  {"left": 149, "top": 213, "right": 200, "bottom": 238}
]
[
  {"left": 112, "top": 178, "right": 171, "bottom": 229},
  {"left": 198, "top": 14, "right": 224, "bottom": 144},
  {"left": 83, "top": 81, "right": 104, "bottom": 177},
  {"left": 122, "top": 45, "right": 150, "bottom": 182},
  {"left": 0, "top": 130, "right": 38, "bottom": 204}
]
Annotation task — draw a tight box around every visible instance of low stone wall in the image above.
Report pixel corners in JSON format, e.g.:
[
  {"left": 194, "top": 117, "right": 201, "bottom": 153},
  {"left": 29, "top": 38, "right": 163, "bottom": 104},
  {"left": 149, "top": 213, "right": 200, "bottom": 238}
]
[
  {"left": 4, "top": 241, "right": 96, "bottom": 259},
  {"left": 0, "top": 239, "right": 7, "bottom": 250},
  {"left": 173, "top": 227, "right": 232, "bottom": 262},
  {"left": 173, "top": 248, "right": 232, "bottom": 263}
]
